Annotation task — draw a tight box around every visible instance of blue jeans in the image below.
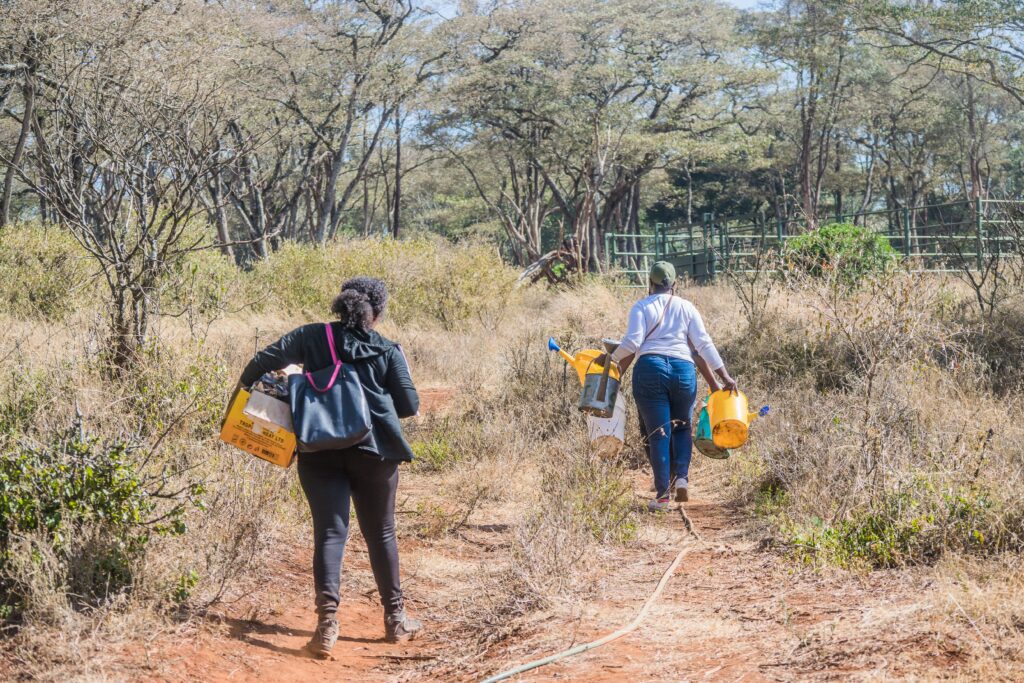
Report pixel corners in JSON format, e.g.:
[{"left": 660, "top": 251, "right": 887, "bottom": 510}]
[{"left": 632, "top": 354, "right": 697, "bottom": 498}]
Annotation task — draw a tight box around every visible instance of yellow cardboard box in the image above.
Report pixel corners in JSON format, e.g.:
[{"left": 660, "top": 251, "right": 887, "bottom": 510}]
[{"left": 220, "top": 389, "right": 296, "bottom": 467}]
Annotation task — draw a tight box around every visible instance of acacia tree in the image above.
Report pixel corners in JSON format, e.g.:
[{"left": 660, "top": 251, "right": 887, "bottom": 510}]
[
  {"left": 434, "top": 0, "right": 758, "bottom": 270},
  {"left": 255, "top": 0, "right": 446, "bottom": 245},
  {"left": 751, "top": 0, "right": 859, "bottom": 227},
  {"left": 862, "top": 0, "right": 1023, "bottom": 107},
  {"left": 9, "top": 1, "right": 252, "bottom": 365}
]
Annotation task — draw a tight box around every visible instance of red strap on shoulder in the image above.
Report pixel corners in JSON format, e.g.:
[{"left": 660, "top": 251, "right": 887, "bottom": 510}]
[
  {"left": 325, "top": 323, "right": 340, "bottom": 365},
  {"left": 304, "top": 323, "right": 343, "bottom": 393}
]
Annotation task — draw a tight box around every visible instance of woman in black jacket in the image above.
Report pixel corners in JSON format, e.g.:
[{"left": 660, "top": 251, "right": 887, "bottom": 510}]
[{"left": 235, "top": 277, "right": 422, "bottom": 657}]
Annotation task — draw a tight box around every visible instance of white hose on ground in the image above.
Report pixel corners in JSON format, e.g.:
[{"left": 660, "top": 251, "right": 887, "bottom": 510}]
[{"left": 479, "top": 512, "right": 699, "bottom": 683}]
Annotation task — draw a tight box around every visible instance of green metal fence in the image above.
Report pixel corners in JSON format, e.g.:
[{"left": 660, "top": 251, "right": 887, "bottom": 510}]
[
  {"left": 606, "top": 198, "right": 1023, "bottom": 285},
  {"left": 604, "top": 231, "right": 657, "bottom": 285}
]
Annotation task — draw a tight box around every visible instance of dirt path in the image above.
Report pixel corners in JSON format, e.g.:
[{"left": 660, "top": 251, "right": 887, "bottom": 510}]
[
  {"left": 477, "top": 490, "right": 963, "bottom": 682},
  {"left": 144, "top": 547, "right": 438, "bottom": 682},
  {"left": 125, "top": 385, "right": 972, "bottom": 683},
  {"left": 130, "top": 482, "right": 969, "bottom": 682}
]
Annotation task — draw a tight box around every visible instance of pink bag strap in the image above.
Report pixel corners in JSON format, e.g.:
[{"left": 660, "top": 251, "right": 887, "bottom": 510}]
[
  {"left": 325, "top": 322, "right": 339, "bottom": 365},
  {"left": 305, "top": 323, "right": 343, "bottom": 393}
]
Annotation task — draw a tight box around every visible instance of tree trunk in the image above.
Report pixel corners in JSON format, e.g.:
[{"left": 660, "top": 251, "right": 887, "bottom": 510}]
[
  {"left": 208, "top": 170, "right": 235, "bottom": 260},
  {"left": 0, "top": 73, "right": 35, "bottom": 228},
  {"left": 316, "top": 151, "right": 344, "bottom": 244},
  {"left": 965, "top": 77, "right": 984, "bottom": 200},
  {"left": 392, "top": 106, "right": 401, "bottom": 239}
]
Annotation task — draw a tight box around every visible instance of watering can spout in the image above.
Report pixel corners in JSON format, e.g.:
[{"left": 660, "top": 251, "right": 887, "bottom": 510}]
[
  {"left": 746, "top": 406, "right": 770, "bottom": 422},
  {"left": 547, "top": 336, "right": 620, "bottom": 388},
  {"left": 548, "top": 336, "right": 581, "bottom": 370}
]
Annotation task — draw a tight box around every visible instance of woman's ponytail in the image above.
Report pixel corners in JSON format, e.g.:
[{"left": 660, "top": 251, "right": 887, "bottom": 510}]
[{"left": 330, "top": 277, "right": 388, "bottom": 331}]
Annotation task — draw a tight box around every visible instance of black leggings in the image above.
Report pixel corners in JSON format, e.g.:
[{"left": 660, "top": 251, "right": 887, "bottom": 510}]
[{"left": 296, "top": 452, "right": 402, "bottom": 617}]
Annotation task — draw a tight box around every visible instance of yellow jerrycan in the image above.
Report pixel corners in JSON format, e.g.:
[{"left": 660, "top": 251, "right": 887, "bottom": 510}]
[{"left": 707, "top": 389, "right": 769, "bottom": 449}]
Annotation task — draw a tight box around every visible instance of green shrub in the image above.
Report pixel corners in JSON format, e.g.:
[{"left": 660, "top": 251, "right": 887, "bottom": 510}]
[
  {"left": 409, "top": 417, "right": 464, "bottom": 472},
  {"left": 159, "top": 249, "right": 269, "bottom": 329},
  {"left": 0, "top": 223, "right": 93, "bottom": 319},
  {"left": 784, "top": 222, "right": 897, "bottom": 285},
  {"left": 127, "top": 341, "right": 230, "bottom": 439},
  {"left": 253, "top": 237, "right": 517, "bottom": 329},
  {"left": 0, "top": 426, "right": 195, "bottom": 611},
  {"left": 783, "top": 478, "right": 1015, "bottom": 569}
]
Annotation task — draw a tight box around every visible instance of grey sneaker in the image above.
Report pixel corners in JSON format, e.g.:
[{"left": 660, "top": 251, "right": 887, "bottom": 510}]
[
  {"left": 647, "top": 496, "right": 672, "bottom": 512},
  {"left": 674, "top": 479, "right": 689, "bottom": 502},
  {"left": 306, "top": 616, "right": 338, "bottom": 658},
  {"left": 385, "top": 609, "right": 423, "bottom": 643}
]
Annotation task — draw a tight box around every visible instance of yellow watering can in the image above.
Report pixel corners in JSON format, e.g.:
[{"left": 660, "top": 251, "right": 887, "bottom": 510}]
[
  {"left": 548, "top": 337, "right": 621, "bottom": 418},
  {"left": 547, "top": 337, "right": 620, "bottom": 385},
  {"left": 707, "top": 389, "right": 769, "bottom": 449}
]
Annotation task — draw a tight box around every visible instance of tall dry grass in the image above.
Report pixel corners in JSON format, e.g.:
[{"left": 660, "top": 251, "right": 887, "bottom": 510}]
[
  {"left": 717, "top": 267, "right": 1024, "bottom": 570},
  {"left": 0, "top": 228, "right": 647, "bottom": 674},
  {"left": 2, "top": 223, "right": 1024, "bottom": 675}
]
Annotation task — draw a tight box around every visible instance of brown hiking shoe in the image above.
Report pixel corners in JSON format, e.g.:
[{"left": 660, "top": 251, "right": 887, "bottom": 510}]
[
  {"left": 306, "top": 616, "right": 338, "bottom": 658},
  {"left": 674, "top": 479, "right": 689, "bottom": 502},
  {"left": 385, "top": 610, "right": 423, "bottom": 643}
]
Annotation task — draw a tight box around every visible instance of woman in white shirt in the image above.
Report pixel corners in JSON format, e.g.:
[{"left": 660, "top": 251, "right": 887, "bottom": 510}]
[{"left": 610, "top": 261, "right": 738, "bottom": 511}]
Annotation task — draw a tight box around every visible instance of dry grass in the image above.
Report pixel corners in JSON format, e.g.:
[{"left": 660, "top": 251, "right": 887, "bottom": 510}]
[{"left": 2, "top": 235, "right": 1024, "bottom": 678}]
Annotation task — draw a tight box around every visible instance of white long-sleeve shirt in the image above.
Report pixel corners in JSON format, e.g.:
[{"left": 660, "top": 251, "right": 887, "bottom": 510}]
[{"left": 610, "top": 294, "right": 724, "bottom": 370}]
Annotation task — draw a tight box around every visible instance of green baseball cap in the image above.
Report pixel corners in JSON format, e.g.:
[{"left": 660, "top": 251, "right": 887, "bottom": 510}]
[{"left": 649, "top": 261, "right": 676, "bottom": 286}]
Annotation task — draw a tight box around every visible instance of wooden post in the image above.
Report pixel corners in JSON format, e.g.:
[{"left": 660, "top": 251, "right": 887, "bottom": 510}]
[
  {"left": 902, "top": 207, "right": 911, "bottom": 258},
  {"left": 702, "top": 212, "right": 712, "bottom": 282}
]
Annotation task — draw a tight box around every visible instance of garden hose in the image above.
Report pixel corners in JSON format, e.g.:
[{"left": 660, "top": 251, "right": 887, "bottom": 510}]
[{"left": 480, "top": 509, "right": 700, "bottom": 683}]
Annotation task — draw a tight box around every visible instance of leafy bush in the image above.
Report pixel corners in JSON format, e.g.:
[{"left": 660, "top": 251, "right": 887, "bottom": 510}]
[
  {"left": 126, "top": 341, "right": 230, "bottom": 439},
  {"left": 159, "top": 249, "right": 269, "bottom": 335},
  {"left": 253, "top": 237, "right": 518, "bottom": 329},
  {"left": 0, "top": 426, "right": 195, "bottom": 612},
  {"left": 0, "top": 223, "right": 93, "bottom": 319},
  {"left": 784, "top": 479, "right": 1013, "bottom": 569},
  {"left": 784, "top": 222, "right": 897, "bottom": 284},
  {"left": 409, "top": 416, "right": 464, "bottom": 472}
]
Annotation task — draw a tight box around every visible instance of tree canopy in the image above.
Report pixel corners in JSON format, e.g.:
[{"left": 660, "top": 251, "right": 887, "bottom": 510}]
[{"left": 0, "top": 0, "right": 1020, "bottom": 277}]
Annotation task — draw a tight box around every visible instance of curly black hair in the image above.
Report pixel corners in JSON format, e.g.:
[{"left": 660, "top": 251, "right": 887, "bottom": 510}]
[{"left": 330, "top": 277, "right": 388, "bottom": 330}]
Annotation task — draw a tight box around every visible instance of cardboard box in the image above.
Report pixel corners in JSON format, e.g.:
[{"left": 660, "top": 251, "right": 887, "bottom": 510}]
[{"left": 220, "top": 389, "right": 296, "bottom": 467}]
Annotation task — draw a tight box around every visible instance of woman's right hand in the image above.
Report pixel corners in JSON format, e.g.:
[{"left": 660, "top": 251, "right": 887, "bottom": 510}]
[{"left": 716, "top": 368, "right": 739, "bottom": 394}]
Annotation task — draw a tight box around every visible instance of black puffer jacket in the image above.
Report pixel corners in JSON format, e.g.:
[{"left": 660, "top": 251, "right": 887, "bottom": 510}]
[{"left": 239, "top": 323, "right": 419, "bottom": 461}]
